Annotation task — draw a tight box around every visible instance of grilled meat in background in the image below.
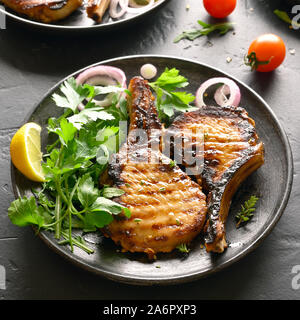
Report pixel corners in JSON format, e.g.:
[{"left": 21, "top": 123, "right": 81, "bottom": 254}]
[
  {"left": 1, "top": 0, "right": 83, "bottom": 23},
  {"left": 168, "top": 105, "right": 264, "bottom": 253},
  {"left": 101, "top": 77, "right": 207, "bottom": 259},
  {"left": 86, "top": 0, "right": 110, "bottom": 23}
]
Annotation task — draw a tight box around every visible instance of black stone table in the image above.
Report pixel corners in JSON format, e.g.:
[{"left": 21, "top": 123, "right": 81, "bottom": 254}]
[{"left": 0, "top": 0, "right": 299, "bottom": 300}]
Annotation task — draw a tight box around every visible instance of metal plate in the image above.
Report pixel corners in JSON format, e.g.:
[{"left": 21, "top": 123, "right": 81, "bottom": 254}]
[
  {"left": 0, "top": 0, "right": 168, "bottom": 32},
  {"left": 11, "top": 55, "right": 294, "bottom": 285}
]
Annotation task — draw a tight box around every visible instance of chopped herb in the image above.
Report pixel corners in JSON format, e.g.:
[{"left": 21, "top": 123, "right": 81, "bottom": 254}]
[
  {"left": 204, "top": 132, "right": 209, "bottom": 141},
  {"left": 159, "top": 187, "right": 166, "bottom": 192},
  {"left": 176, "top": 218, "right": 181, "bottom": 226},
  {"left": 174, "top": 20, "right": 235, "bottom": 43},
  {"left": 125, "top": 183, "right": 131, "bottom": 188},
  {"left": 235, "top": 196, "right": 259, "bottom": 228},
  {"left": 134, "top": 218, "right": 142, "bottom": 223},
  {"left": 169, "top": 160, "right": 176, "bottom": 168},
  {"left": 140, "top": 180, "right": 145, "bottom": 185},
  {"left": 155, "top": 265, "right": 161, "bottom": 268},
  {"left": 176, "top": 243, "right": 190, "bottom": 253}
]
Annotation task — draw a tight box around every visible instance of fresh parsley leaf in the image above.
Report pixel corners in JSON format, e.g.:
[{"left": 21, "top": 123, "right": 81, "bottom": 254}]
[
  {"left": 174, "top": 20, "right": 235, "bottom": 43},
  {"left": 79, "top": 196, "right": 131, "bottom": 231},
  {"left": 149, "top": 68, "right": 196, "bottom": 123},
  {"left": 75, "top": 121, "right": 102, "bottom": 160},
  {"left": 32, "top": 187, "right": 55, "bottom": 209},
  {"left": 152, "top": 68, "right": 189, "bottom": 91},
  {"left": 90, "top": 197, "right": 127, "bottom": 215},
  {"left": 235, "top": 196, "right": 259, "bottom": 228},
  {"left": 8, "top": 196, "right": 48, "bottom": 229},
  {"left": 67, "top": 107, "right": 115, "bottom": 130},
  {"left": 102, "top": 187, "right": 125, "bottom": 199},
  {"left": 52, "top": 77, "right": 90, "bottom": 113},
  {"left": 59, "top": 118, "right": 77, "bottom": 145},
  {"left": 170, "top": 91, "right": 195, "bottom": 105},
  {"left": 83, "top": 211, "right": 114, "bottom": 230},
  {"left": 48, "top": 118, "right": 77, "bottom": 147},
  {"left": 77, "top": 175, "right": 100, "bottom": 209}
]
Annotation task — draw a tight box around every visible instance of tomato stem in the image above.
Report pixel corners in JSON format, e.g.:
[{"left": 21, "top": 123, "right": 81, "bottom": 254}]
[{"left": 244, "top": 52, "right": 270, "bottom": 71}]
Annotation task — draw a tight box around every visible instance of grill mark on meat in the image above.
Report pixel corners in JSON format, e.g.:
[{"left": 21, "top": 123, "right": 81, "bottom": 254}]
[
  {"left": 103, "top": 77, "right": 207, "bottom": 258},
  {"left": 168, "top": 104, "right": 264, "bottom": 253}
]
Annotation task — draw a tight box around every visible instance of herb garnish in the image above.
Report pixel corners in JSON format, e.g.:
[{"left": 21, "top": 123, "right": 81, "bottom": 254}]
[
  {"left": 169, "top": 160, "right": 176, "bottom": 168},
  {"left": 176, "top": 243, "right": 190, "bottom": 253},
  {"left": 174, "top": 20, "right": 235, "bottom": 43},
  {"left": 235, "top": 196, "right": 259, "bottom": 228},
  {"left": 8, "top": 78, "right": 130, "bottom": 254},
  {"left": 149, "top": 68, "right": 197, "bottom": 125}
]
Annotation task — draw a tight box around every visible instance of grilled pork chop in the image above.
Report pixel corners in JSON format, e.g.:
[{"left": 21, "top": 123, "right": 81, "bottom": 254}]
[
  {"left": 86, "top": 0, "right": 110, "bottom": 23},
  {"left": 1, "top": 0, "right": 82, "bottom": 23},
  {"left": 102, "top": 77, "right": 207, "bottom": 259},
  {"left": 168, "top": 105, "right": 264, "bottom": 253}
]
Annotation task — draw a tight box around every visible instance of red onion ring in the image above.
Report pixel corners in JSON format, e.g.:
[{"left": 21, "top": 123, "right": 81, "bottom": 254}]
[
  {"left": 76, "top": 65, "right": 127, "bottom": 110},
  {"left": 109, "top": 0, "right": 129, "bottom": 19},
  {"left": 84, "top": 75, "right": 117, "bottom": 87},
  {"left": 195, "top": 77, "right": 241, "bottom": 108},
  {"left": 127, "top": 0, "right": 155, "bottom": 13},
  {"left": 214, "top": 84, "right": 231, "bottom": 107},
  {"left": 76, "top": 65, "right": 127, "bottom": 88}
]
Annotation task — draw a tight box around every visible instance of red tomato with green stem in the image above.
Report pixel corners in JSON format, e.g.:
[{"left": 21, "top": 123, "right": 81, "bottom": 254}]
[
  {"left": 203, "top": 0, "right": 237, "bottom": 19},
  {"left": 246, "top": 34, "right": 286, "bottom": 72}
]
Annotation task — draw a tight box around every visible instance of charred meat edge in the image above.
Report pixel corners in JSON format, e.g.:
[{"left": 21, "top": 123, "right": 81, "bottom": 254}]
[{"left": 169, "top": 105, "right": 265, "bottom": 253}]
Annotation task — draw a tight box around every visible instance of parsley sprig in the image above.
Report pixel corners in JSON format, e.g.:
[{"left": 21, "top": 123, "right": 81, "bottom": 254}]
[
  {"left": 149, "top": 67, "right": 197, "bottom": 125},
  {"left": 174, "top": 20, "right": 235, "bottom": 43},
  {"left": 8, "top": 78, "right": 130, "bottom": 254},
  {"left": 235, "top": 196, "right": 259, "bottom": 228}
]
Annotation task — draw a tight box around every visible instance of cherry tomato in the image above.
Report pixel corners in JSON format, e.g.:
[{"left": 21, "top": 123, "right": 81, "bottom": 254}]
[
  {"left": 203, "top": 0, "right": 237, "bottom": 19},
  {"left": 247, "top": 34, "right": 286, "bottom": 72}
]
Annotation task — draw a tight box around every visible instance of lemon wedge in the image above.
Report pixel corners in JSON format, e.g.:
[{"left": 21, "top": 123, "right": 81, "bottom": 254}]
[{"left": 10, "top": 122, "right": 45, "bottom": 182}]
